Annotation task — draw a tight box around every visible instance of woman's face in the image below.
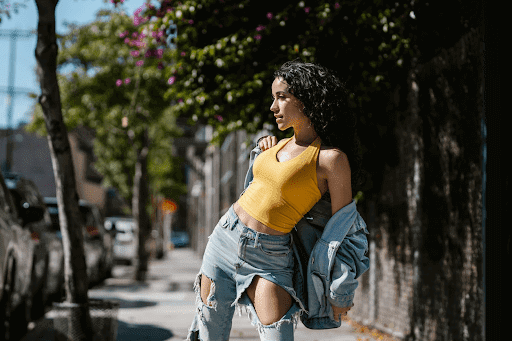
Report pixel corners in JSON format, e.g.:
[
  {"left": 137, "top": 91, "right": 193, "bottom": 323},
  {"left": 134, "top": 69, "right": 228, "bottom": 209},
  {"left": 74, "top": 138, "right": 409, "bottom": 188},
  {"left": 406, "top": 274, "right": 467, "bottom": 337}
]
[{"left": 270, "top": 78, "right": 310, "bottom": 131}]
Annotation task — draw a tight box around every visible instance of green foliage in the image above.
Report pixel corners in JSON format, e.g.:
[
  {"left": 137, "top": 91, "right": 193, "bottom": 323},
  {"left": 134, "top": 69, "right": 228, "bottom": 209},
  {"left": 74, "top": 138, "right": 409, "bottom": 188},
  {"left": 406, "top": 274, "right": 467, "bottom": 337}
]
[
  {"left": 26, "top": 7, "right": 185, "bottom": 203},
  {"left": 137, "top": 0, "right": 413, "bottom": 148},
  {"left": 126, "top": 0, "right": 416, "bottom": 196}
]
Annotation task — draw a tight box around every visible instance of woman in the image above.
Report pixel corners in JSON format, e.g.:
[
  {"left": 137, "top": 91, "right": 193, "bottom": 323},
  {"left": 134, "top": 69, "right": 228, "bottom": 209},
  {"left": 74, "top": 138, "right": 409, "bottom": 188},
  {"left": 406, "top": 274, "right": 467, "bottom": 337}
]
[{"left": 187, "top": 59, "right": 367, "bottom": 341}]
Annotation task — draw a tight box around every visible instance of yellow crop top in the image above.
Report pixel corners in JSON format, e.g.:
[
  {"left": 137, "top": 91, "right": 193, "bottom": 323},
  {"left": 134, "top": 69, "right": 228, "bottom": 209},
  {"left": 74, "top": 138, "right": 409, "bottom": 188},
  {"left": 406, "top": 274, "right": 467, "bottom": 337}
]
[{"left": 237, "top": 136, "right": 322, "bottom": 233}]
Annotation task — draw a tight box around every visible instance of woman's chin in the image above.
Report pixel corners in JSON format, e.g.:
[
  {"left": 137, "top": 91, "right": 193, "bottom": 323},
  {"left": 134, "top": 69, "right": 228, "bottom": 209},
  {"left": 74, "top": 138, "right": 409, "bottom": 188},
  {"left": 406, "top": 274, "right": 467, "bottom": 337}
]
[{"left": 276, "top": 123, "right": 288, "bottom": 131}]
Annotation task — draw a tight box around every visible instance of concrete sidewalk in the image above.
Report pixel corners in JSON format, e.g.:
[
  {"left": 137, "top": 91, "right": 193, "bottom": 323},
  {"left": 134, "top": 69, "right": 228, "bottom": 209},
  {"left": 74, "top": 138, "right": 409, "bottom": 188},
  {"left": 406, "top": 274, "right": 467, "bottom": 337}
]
[{"left": 22, "top": 248, "right": 379, "bottom": 341}]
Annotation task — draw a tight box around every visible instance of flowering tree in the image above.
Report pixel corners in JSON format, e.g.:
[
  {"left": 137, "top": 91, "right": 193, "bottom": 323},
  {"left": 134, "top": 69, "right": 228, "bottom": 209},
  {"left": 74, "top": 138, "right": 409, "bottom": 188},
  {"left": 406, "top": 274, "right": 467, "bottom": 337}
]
[
  {"left": 130, "top": 0, "right": 412, "bottom": 148},
  {"left": 116, "top": 0, "right": 416, "bottom": 201},
  {"left": 28, "top": 7, "right": 185, "bottom": 280}
]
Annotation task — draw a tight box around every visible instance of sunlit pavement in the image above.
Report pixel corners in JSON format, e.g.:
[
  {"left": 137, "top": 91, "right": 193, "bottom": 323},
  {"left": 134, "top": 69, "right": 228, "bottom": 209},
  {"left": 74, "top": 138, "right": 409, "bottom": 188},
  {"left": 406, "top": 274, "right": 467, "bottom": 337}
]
[{"left": 21, "top": 248, "right": 377, "bottom": 341}]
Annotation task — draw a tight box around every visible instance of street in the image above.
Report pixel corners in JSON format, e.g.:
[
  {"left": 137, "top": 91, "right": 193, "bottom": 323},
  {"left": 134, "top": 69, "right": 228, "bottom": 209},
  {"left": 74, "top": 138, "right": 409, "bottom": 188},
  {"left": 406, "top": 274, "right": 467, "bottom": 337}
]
[{"left": 21, "top": 248, "right": 382, "bottom": 341}]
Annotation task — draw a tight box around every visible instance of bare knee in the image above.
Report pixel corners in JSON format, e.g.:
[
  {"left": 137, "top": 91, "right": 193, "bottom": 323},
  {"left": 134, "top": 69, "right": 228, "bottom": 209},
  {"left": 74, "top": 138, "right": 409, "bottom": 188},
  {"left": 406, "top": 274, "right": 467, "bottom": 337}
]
[
  {"left": 200, "top": 274, "right": 214, "bottom": 307},
  {"left": 246, "top": 276, "right": 292, "bottom": 325}
]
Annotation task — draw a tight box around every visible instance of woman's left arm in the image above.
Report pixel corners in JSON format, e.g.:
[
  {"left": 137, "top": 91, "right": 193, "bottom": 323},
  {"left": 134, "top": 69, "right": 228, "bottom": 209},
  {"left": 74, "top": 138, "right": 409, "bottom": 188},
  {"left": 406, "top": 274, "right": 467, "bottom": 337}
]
[
  {"left": 322, "top": 149, "right": 355, "bottom": 321},
  {"left": 323, "top": 149, "right": 353, "bottom": 215}
]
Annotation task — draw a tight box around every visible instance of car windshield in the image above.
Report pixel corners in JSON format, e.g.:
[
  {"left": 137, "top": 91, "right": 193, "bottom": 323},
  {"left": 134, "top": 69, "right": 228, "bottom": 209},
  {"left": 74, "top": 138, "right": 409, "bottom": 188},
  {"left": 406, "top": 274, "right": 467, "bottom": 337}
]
[{"left": 46, "top": 204, "right": 97, "bottom": 233}]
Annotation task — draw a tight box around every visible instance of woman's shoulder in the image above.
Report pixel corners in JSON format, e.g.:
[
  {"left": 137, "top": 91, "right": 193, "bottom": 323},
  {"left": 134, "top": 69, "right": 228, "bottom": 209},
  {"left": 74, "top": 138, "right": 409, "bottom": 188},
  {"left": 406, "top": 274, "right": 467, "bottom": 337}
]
[
  {"left": 319, "top": 145, "right": 348, "bottom": 162},
  {"left": 318, "top": 145, "right": 351, "bottom": 174}
]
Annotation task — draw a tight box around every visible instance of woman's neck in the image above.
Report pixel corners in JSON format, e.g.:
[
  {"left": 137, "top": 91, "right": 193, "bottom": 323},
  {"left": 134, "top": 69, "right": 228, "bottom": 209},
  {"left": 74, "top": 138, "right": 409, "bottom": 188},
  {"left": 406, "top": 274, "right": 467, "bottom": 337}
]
[{"left": 292, "top": 127, "right": 319, "bottom": 146}]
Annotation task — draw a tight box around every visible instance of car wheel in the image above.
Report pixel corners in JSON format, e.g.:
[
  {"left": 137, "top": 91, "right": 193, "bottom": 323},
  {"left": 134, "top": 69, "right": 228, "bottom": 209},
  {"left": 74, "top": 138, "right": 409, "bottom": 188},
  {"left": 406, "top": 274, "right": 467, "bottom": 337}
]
[
  {"left": 11, "top": 298, "right": 29, "bottom": 339},
  {"left": 0, "top": 257, "right": 15, "bottom": 340},
  {"left": 0, "top": 257, "right": 27, "bottom": 340}
]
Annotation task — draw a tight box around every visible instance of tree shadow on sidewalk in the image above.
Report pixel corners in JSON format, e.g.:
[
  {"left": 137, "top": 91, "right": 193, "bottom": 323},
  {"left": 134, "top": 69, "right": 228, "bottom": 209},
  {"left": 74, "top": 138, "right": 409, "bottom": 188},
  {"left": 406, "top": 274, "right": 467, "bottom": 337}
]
[
  {"left": 117, "top": 320, "right": 173, "bottom": 340},
  {"left": 106, "top": 297, "right": 158, "bottom": 309}
]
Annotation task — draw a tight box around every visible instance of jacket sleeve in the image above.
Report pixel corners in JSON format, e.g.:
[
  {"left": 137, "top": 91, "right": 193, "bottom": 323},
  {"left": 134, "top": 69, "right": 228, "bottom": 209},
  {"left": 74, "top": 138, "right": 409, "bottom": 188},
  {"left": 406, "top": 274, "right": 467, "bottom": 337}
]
[
  {"left": 308, "top": 204, "right": 370, "bottom": 309},
  {"left": 328, "top": 217, "right": 370, "bottom": 308},
  {"left": 242, "top": 145, "right": 261, "bottom": 191}
]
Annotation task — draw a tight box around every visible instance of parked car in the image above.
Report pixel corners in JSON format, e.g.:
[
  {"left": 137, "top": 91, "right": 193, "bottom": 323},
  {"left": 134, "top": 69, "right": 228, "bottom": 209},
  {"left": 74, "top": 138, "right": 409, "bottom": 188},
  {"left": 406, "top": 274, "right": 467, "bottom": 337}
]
[
  {"left": 0, "top": 172, "right": 34, "bottom": 340},
  {"left": 104, "top": 216, "right": 137, "bottom": 265},
  {"left": 3, "top": 172, "right": 60, "bottom": 319},
  {"left": 44, "top": 197, "right": 114, "bottom": 285},
  {"left": 170, "top": 230, "right": 190, "bottom": 248}
]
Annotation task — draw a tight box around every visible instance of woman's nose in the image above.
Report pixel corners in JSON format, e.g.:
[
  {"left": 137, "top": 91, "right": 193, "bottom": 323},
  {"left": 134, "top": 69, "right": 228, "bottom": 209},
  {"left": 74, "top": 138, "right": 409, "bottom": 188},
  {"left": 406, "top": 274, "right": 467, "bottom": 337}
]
[{"left": 270, "top": 99, "right": 278, "bottom": 112}]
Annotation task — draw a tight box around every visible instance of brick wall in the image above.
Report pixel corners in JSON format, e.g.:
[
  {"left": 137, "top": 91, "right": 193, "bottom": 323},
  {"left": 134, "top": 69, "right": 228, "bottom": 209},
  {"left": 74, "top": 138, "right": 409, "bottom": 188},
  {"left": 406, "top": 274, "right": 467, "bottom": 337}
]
[{"left": 349, "top": 28, "right": 484, "bottom": 340}]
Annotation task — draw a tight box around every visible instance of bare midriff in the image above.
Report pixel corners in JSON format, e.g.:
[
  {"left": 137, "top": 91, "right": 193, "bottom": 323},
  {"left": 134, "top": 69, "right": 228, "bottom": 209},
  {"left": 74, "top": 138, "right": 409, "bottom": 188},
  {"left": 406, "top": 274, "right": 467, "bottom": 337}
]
[{"left": 233, "top": 201, "right": 288, "bottom": 236}]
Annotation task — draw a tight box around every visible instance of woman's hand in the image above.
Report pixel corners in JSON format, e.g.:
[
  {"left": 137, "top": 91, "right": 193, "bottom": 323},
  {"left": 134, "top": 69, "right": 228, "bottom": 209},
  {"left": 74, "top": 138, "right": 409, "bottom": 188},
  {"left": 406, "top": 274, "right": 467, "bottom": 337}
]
[
  {"left": 258, "top": 135, "right": 278, "bottom": 151},
  {"left": 332, "top": 303, "right": 354, "bottom": 322}
]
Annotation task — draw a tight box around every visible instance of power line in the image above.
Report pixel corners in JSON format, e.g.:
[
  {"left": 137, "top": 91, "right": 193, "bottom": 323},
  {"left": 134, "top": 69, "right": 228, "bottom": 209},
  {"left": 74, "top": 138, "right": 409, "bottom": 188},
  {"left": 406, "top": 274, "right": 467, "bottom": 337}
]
[{"left": 0, "top": 29, "right": 38, "bottom": 172}]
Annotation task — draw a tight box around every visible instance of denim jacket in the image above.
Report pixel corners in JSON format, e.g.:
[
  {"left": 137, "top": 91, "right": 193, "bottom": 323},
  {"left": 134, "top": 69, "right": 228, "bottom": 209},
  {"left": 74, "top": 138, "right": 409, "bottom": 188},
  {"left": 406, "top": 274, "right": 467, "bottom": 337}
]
[{"left": 242, "top": 143, "right": 370, "bottom": 329}]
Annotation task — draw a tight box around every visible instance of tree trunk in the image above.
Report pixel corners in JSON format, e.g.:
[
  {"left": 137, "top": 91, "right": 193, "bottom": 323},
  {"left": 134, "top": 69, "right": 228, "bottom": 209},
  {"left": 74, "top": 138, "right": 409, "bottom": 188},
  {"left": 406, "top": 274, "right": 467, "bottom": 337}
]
[
  {"left": 34, "top": 0, "right": 92, "bottom": 339},
  {"left": 133, "top": 128, "right": 150, "bottom": 281}
]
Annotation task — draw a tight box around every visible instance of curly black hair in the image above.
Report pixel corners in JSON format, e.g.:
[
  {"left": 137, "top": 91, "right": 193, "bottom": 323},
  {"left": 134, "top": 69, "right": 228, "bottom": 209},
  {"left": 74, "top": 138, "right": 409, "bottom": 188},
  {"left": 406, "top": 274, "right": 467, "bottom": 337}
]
[{"left": 273, "top": 59, "right": 363, "bottom": 192}]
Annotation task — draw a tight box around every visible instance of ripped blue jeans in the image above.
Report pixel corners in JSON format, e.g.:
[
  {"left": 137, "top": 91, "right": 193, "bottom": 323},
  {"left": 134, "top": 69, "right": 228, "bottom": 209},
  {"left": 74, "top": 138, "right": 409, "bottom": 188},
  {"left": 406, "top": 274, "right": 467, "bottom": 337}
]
[{"left": 187, "top": 205, "right": 304, "bottom": 341}]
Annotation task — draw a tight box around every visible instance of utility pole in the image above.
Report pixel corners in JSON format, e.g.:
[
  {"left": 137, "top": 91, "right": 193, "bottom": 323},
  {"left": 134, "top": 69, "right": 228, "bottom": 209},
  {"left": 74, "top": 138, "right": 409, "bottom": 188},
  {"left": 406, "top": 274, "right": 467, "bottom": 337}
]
[{"left": 0, "top": 29, "right": 37, "bottom": 172}]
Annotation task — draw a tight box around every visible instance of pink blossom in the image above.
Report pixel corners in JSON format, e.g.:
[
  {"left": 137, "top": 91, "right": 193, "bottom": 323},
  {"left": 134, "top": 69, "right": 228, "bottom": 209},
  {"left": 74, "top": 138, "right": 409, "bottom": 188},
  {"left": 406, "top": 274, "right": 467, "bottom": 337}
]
[
  {"left": 132, "top": 32, "right": 138, "bottom": 38},
  {"left": 181, "top": 51, "right": 186, "bottom": 56},
  {"left": 119, "top": 32, "right": 126, "bottom": 38},
  {"left": 335, "top": 3, "right": 340, "bottom": 9},
  {"left": 168, "top": 76, "right": 176, "bottom": 85},
  {"left": 266, "top": 12, "right": 273, "bottom": 20},
  {"left": 125, "top": 78, "right": 131, "bottom": 84},
  {"left": 157, "top": 49, "right": 164, "bottom": 58},
  {"left": 152, "top": 31, "right": 158, "bottom": 38},
  {"left": 256, "top": 25, "right": 265, "bottom": 31},
  {"left": 124, "top": 38, "right": 130, "bottom": 44},
  {"left": 189, "top": 20, "right": 194, "bottom": 24},
  {"left": 134, "top": 6, "right": 143, "bottom": 16},
  {"left": 136, "top": 60, "right": 144, "bottom": 66},
  {"left": 305, "top": 7, "right": 311, "bottom": 13},
  {"left": 215, "top": 115, "right": 223, "bottom": 122},
  {"left": 157, "top": 31, "right": 164, "bottom": 38},
  {"left": 130, "top": 50, "right": 140, "bottom": 57},
  {"left": 116, "top": 79, "right": 122, "bottom": 87},
  {"left": 157, "top": 62, "right": 164, "bottom": 69},
  {"left": 178, "top": 98, "right": 183, "bottom": 103},
  {"left": 255, "top": 34, "right": 262, "bottom": 40}
]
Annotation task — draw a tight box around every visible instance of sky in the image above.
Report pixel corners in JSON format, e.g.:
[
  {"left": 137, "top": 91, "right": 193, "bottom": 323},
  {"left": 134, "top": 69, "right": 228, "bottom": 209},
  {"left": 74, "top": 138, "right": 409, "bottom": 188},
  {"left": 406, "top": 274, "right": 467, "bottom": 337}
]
[{"left": 0, "top": 0, "right": 148, "bottom": 129}]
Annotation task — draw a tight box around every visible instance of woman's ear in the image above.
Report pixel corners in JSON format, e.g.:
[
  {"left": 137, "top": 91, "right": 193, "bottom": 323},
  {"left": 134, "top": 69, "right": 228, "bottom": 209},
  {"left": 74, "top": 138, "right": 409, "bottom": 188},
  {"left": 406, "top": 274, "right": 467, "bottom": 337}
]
[{"left": 294, "top": 97, "right": 305, "bottom": 112}]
